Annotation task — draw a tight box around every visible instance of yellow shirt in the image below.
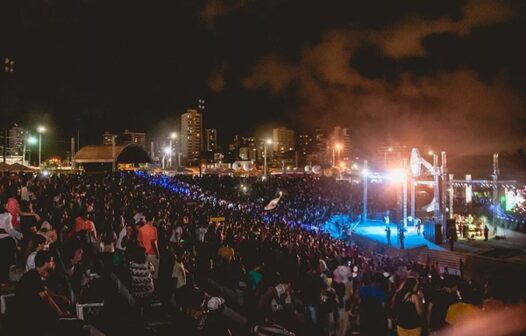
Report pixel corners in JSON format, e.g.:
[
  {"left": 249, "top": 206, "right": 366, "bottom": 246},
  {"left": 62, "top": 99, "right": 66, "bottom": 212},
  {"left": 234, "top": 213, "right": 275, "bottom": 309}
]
[
  {"left": 446, "top": 302, "right": 481, "bottom": 325},
  {"left": 218, "top": 245, "right": 235, "bottom": 262}
]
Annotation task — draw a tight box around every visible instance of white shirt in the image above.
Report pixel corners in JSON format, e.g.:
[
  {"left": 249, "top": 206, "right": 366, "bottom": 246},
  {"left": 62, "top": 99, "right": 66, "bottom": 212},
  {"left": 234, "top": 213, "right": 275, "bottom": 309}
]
[
  {"left": 0, "top": 213, "right": 23, "bottom": 241},
  {"left": 197, "top": 227, "right": 207, "bottom": 243},
  {"left": 116, "top": 227, "right": 127, "bottom": 250},
  {"left": 172, "top": 261, "right": 187, "bottom": 289},
  {"left": 21, "top": 186, "right": 29, "bottom": 202},
  {"left": 26, "top": 251, "right": 37, "bottom": 272}
]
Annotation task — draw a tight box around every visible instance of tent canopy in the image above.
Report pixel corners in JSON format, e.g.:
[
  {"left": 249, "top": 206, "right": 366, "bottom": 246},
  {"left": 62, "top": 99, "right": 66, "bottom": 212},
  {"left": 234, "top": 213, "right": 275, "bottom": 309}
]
[{"left": 74, "top": 144, "right": 152, "bottom": 164}]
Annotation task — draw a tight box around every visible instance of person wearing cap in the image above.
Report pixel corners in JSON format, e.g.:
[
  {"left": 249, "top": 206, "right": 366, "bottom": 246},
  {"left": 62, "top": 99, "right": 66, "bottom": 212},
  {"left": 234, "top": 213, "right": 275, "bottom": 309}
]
[{"left": 198, "top": 296, "right": 231, "bottom": 335}]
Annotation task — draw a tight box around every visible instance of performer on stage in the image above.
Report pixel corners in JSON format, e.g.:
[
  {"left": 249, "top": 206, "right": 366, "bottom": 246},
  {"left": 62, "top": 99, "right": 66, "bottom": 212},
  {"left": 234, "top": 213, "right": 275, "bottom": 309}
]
[{"left": 414, "top": 217, "right": 422, "bottom": 236}]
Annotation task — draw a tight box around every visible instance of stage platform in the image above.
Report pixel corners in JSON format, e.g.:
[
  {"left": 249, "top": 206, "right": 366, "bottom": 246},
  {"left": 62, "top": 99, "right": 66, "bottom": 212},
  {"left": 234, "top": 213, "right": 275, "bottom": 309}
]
[{"left": 353, "top": 220, "right": 446, "bottom": 251}]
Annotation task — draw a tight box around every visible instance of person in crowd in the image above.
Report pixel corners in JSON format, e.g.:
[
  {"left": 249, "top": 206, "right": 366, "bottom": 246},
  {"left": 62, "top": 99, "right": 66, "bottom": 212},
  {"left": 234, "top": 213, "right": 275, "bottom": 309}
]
[
  {"left": 11, "top": 251, "right": 69, "bottom": 336},
  {"left": 99, "top": 224, "right": 117, "bottom": 273},
  {"left": 0, "top": 198, "right": 23, "bottom": 284},
  {"left": 115, "top": 218, "right": 132, "bottom": 268},
  {"left": 358, "top": 272, "right": 388, "bottom": 336},
  {"left": 0, "top": 171, "right": 524, "bottom": 336},
  {"left": 25, "top": 233, "right": 48, "bottom": 272},
  {"left": 399, "top": 227, "right": 405, "bottom": 250},
  {"left": 199, "top": 296, "right": 232, "bottom": 335},
  {"left": 137, "top": 212, "right": 159, "bottom": 280},
  {"left": 172, "top": 251, "right": 188, "bottom": 309},
  {"left": 129, "top": 246, "right": 155, "bottom": 307},
  {"left": 445, "top": 283, "right": 482, "bottom": 326},
  {"left": 393, "top": 277, "right": 424, "bottom": 336},
  {"left": 6, "top": 193, "right": 39, "bottom": 230},
  {"left": 427, "top": 275, "right": 459, "bottom": 333},
  {"left": 218, "top": 239, "right": 236, "bottom": 263}
]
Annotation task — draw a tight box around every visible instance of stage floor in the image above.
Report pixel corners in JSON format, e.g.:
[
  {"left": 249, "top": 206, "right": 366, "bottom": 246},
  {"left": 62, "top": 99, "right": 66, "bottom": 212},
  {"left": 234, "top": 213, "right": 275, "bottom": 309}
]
[{"left": 354, "top": 220, "right": 446, "bottom": 251}]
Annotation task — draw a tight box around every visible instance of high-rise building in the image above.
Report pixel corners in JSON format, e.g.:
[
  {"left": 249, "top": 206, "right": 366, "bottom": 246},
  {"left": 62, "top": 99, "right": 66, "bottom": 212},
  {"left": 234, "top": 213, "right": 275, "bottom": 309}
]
[
  {"left": 272, "top": 127, "right": 295, "bottom": 154},
  {"left": 181, "top": 109, "right": 203, "bottom": 163},
  {"left": 330, "top": 126, "right": 351, "bottom": 161},
  {"left": 206, "top": 129, "right": 217, "bottom": 152},
  {"left": 298, "top": 133, "right": 315, "bottom": 156},
  {"left": 8, "top": 125, "right": 28, "bottom": 156},
  {"left": 298, "top": 132, "right": 316, "bottom": 165}
]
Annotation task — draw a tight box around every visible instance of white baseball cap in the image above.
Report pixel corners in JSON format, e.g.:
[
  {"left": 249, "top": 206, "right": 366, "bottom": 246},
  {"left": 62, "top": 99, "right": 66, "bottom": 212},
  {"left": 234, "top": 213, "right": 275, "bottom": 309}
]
[{"left": 207, "top": 296, "right": 225, "bottom": 311}]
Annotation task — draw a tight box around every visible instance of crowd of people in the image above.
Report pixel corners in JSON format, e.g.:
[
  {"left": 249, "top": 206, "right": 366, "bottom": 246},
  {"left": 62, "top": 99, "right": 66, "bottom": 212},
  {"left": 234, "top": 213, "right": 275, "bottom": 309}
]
[{"left": 0, "top": 171, "right": 525, "bottom": 336}]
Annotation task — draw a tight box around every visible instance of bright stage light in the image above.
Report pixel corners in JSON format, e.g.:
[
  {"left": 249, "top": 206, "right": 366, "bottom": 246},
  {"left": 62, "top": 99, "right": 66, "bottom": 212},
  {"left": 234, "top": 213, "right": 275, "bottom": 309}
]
[
  {"left": 361, "top": 168, "right": 370, "bottom": 177},
  {"left": 163, "top": 146, "right": 172, "bottom": 155},
  {"left": 388, "top": 169, "right": 405, "bottom": 182}
]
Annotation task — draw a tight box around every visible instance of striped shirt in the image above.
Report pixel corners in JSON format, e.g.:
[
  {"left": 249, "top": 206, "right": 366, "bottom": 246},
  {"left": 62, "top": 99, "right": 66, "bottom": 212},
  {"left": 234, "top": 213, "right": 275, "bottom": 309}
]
[{"left": 129, "top": 261, "right": 155, "bottom": 299}]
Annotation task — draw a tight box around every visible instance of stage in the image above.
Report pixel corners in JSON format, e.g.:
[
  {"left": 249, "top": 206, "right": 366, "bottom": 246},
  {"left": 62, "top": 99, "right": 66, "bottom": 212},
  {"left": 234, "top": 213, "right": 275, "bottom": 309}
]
[{"left": 353, "top": 220, "right": 446, "bottom": 251}]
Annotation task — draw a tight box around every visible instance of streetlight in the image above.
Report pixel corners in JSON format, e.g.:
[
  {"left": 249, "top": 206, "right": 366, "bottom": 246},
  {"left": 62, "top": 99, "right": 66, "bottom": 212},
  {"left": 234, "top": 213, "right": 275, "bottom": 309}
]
[
  {"left": 264, "top": 139, "right": 272, "bottom": 180},
  {"left": 37, "top": 126, "right": 46, "bottom": 167},
  {"left": 24, "top": 135, "right": 37, "bottom": 166},
  {"left": 169, "top": 132, "right": 177, "bottom": 168}
]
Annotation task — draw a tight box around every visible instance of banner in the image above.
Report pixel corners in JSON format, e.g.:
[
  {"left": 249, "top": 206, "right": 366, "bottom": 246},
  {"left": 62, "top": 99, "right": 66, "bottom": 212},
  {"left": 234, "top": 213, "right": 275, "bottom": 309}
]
[{"left": 264, "top": 196, "right": 281, "bottom": 211}]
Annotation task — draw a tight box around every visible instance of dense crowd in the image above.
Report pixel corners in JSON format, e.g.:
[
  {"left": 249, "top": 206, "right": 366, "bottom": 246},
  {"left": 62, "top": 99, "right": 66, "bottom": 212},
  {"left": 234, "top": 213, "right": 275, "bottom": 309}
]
[{"left": 0, "top": 171, "right": 525, "bottom": 336}]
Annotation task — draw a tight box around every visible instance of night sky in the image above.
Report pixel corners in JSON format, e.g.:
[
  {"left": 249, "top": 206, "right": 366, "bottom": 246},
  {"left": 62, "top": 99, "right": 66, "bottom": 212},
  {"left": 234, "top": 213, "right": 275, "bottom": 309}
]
[{"left": 1, "top": 0, "right": 525, "bottom": 156}]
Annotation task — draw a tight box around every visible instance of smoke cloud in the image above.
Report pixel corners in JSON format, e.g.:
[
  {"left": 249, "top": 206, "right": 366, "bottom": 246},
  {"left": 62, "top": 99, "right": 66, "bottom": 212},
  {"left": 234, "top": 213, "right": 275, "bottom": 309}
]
[{"left": 241, "top": 1, "right": 524, "bottom": 154}]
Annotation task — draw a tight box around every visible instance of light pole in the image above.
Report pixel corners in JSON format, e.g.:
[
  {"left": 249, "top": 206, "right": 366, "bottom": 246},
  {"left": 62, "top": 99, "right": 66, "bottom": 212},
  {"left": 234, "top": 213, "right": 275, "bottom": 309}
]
[
  {"left": 263, "top": 139, "right": 272, "bottom": 180},
  {"left": 22, "top": 134, "right": 37, "bottom": 166},
  {"left": 169, "top": 132, "right": 177, "bottom": 169},
  {"left": 162, "top": 146, "right": 171, "bottom": 169},
  {"left": 37, "top": 126, "right": 46, "bottom": 167}
]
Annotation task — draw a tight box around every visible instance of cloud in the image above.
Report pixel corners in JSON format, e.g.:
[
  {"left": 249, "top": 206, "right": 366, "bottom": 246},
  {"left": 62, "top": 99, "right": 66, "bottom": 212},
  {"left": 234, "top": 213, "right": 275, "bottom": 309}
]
[
  {"left": 372, "top": 0, "right": 514, "bottom": 58},
  {"left": 242, "top": 54, "right": 300, "bottom": 94},
  {"left": 242, "top": 27, "right": 524, "bottom": 154},
  {"left": 208, "top": 67, "right": 226, "bottom": 93}
]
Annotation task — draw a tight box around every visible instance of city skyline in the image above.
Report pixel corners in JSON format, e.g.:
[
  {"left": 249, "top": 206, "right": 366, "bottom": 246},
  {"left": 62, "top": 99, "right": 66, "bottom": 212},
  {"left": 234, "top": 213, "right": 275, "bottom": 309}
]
[{"left": 1, "top": 1, "right": 525, "bottom": 157}]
